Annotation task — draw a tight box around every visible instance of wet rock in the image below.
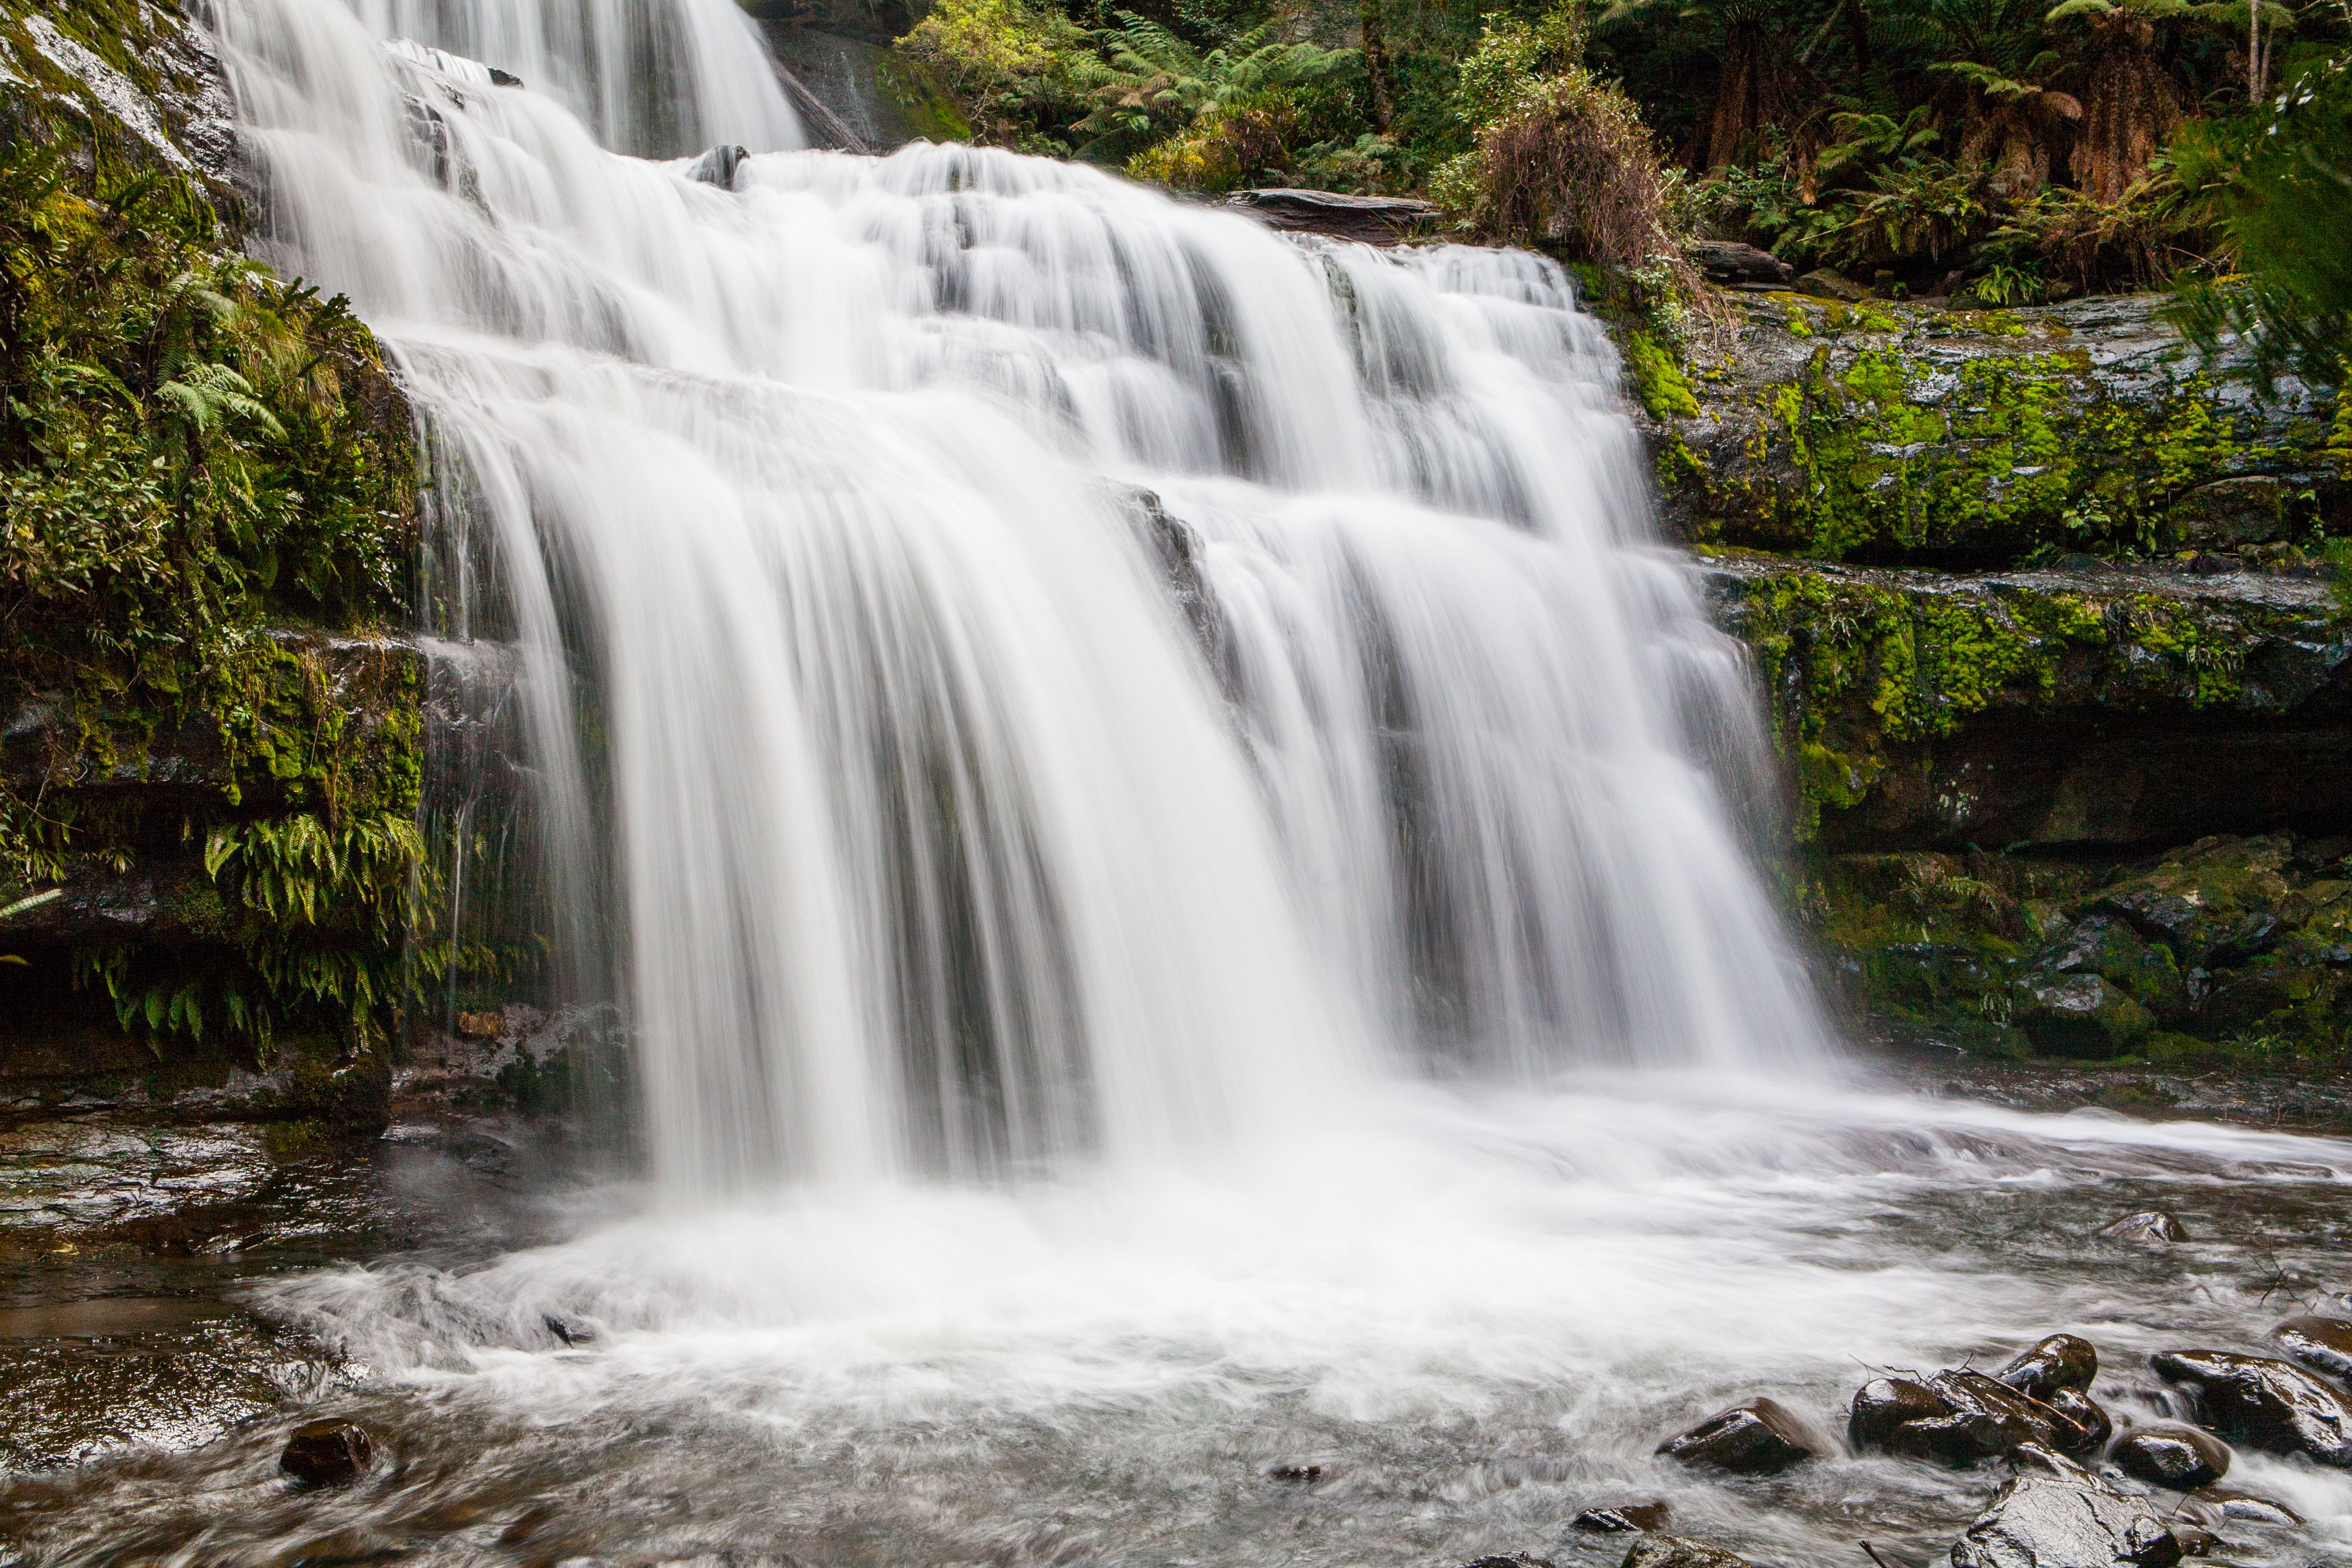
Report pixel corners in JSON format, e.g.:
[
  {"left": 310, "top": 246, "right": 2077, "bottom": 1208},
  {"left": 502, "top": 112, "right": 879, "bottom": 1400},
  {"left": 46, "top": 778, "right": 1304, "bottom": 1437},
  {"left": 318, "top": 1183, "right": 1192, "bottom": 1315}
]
[
  {"left": 1573, "top": 1502, "right": 1670, "bottom": 1533},
  {"left": 1997, "top": 1334, "right": 2099, "bottom": 1401},
  {"left": 2097, "top": 1210, "right": 2188, "bottom": 1242},
  {"left": 542, "top": 1313, "right": 593, "bottom": 1347},
  {"left": 2151, "top": 1350, "right": 2352, "bottom": 1464},
  {"left": 2012, "top": 971, "right": 2154, "bottom": 1057},
  {"left": 281, "top": 1419, "right": 375, "bottom": 1485},
  {"left": 2170, "top": 477, "right": 2291, "bottom": 550},
  {"left": 1225, "top": 188, "right": 1436, "bottom": 245},
  {"left": 455, "top": 1009, "right": 505, "bottom": 1039},
  {"left": 1266, "top": 1462, "right": 1323, "bottom": 1483},
  {"left": 2043, "top": 1386, "right": 2112, "bottom": 1454},
  {"left": 1622, "top": 1538, "right": 1752, "bottom": 1568},
  {"left": 2269, "top": 1315, "right": 2352, "bottom": 1382},
  {"left": 683, "top": 144, "right": 748, "bottom": 188},
  {"left": 2189, "top": 1487, "right": 2301, "bottom": 1526},
  {"left": 2114, "top": 1423, "right": 2232, "bottom": 1489},
  {"left": 1656, "top": 1395, "right": 1828, "bottom": 1474},
  {"left": 2032, "top": 918, "right": 2186, "bottom": 1020},
  {"left": 2164, "top": 1521, "right": 2221, "bottom": 1558},
  {"left": 487, "top": 66, "right": 523, "bottom": 87},
  {"left": 1796, "top": 268, "right": 1869, "bottom": 302},
  {"left": 1849, "top": 1370, "right": 2075, "bottom": 1464},
  {"left": 1459, "top": 1556, "right": 1552, "bottom": 1568},
  {"left": 1950, "top": 1446, "right": 2182, "bottom": 1567},
  {"left": 1685, "top": 240, "right": 1791, "bottom": 286}
]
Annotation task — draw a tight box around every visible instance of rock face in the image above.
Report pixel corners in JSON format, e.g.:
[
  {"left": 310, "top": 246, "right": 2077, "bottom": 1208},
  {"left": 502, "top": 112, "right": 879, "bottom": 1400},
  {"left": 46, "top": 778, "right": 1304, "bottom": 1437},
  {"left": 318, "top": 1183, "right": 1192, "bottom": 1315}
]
[
  {"left": 1640, "top": 290, "right": 2343, "bottom": 565},
  {"left": 1802, "top": 832, "right": 2352, "bottom": 1064},
  {"left": 1995, "top": 1335, "right": 2098, "bottom": 1401},
  {"left": 2271, "top": 1315, "right": 2352, "bottom": 1383},
  {"left": 2150, "top": 1350, "right": 2352, "bottom": 1464},
  {"left": 1949, "top": 1447, "right": 2183, "bottom": 1568},
  {"left": 281, "top": 1419, "right": 375, "bottom": 1485},
  {"left": 1656, "top": 1396, "right": 1828, "bottom": 1474},
  {"left": 1224, "top": 188, "right": 1437, "bottom": 245},
  {"left": 2113, "top": 1423, "right": 2231, "bottom": 1489},
  {"left": 1849, "top": 1370, "right": 2081, "bottom": 1464},
  {"left": 1622, "top": 1538, "right": 1752, "bottom": 1568}
]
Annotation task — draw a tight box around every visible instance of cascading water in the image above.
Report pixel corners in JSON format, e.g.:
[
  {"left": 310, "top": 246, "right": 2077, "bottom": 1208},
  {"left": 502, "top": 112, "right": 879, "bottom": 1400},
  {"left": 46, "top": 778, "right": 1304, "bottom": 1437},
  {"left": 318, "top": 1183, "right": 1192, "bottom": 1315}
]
[
  {"left": 17, "top": 7, "right": 2337, "bottom": 1564},
  {"left": 217, "top": 0, "right": 1822, "bottom": 1191}
]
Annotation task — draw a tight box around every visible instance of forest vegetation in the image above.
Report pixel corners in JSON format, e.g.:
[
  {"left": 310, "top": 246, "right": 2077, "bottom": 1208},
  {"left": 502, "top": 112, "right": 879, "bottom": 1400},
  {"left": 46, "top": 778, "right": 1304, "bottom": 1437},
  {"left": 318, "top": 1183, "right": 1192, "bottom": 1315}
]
[{"left": 897, "top": 0, "right": 2350, "bottom": 370}]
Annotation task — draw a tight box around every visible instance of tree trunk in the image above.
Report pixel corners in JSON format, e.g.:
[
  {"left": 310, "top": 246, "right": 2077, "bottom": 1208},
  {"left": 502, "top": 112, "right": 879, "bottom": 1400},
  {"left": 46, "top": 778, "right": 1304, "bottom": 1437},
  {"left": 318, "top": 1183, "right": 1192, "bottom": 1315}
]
[{"left": 1360, "top": 0, "right": 1392, "bottom": 132}]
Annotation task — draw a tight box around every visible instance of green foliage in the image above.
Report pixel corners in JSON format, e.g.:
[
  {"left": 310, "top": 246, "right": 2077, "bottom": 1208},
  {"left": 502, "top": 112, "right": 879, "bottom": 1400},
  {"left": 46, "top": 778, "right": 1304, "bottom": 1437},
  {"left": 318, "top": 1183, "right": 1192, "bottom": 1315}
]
[
  {"left": 0, "top": 131, "right": 424, "bottom": 1055},
  {"left": 2172, "top": 59, "right": 2351, "bottom": 392}
]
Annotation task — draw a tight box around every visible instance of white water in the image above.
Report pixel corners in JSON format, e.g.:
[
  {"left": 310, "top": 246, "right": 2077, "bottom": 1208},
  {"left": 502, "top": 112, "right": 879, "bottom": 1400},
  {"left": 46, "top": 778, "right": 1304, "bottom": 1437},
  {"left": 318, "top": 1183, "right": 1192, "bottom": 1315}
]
[
  {"left": 6, "top": 7, "right": 2339, "bottom": 1563},
  {"left": 218, "top": 0, "right": 1821, "bottom": 1192}
]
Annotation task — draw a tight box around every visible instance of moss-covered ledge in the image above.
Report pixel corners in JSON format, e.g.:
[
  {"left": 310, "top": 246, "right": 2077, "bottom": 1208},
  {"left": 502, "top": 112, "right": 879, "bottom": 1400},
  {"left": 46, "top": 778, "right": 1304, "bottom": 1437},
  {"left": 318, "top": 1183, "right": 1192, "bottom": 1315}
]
[
  {"left": 1702, "top": 552, "right": 2352, "bottom": 851},
  {"left": 1636, "top": 290, "right": 2347, "bottom": 566}
]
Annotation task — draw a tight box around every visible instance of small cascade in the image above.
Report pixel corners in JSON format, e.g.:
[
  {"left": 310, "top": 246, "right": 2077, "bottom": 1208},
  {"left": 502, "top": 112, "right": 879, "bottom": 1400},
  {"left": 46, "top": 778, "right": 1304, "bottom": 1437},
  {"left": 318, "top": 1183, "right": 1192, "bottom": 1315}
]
[{"left": 212, "top": 0, "right": 1824, "bottom": 1194}]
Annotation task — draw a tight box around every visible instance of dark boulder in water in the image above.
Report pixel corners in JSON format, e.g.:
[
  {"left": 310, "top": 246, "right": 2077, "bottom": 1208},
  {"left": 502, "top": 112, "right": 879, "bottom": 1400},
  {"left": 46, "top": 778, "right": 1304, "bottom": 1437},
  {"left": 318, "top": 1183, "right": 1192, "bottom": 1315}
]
[
  {"left": 1573, "top": 1502, "right": 1670, "bottom": 1533},
  {"left": 2113, "top": 1422, "right": 2231, "bottom": 1489},
  {"left": 2042, "top": 1386, "right": 2112, "bottom": 1454},
  {"left": 2150, "top": 1350, "right": 2352, "bottom": 1464},
  {"left": 1849, "top": 1370, "right": 2079, "bottom": 1465},
  {"left": 281, "top": 1419, "right": 375, "bottom": 1485},
  {"left": 1950, "top": 1445, "right": 2182, "bottom": 1567},
  {"left": 2097, "top": 1210, "right": 2188, "bottom": 1242},
  {"left": 1997, "top": 1334, "right": 2099, "bottom": 1401},
  {"left": 1656, "top": 1396, "right": 1828, "bottom": 1474},
  {"left": 1622, "top": 1538, "right": 1752, "bottom": 1568},
  {"left": 2269, "top": 1314, "right": 2352, "bottom": 1383},
  {"left": 2190, "top": 1485, "right": 2302, "bottom": 1526}
]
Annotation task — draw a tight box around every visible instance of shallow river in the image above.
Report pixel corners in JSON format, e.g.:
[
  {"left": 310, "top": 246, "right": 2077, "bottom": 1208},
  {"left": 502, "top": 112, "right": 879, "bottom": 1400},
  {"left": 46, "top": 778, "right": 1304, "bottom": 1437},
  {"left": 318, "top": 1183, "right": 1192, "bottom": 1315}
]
[{"left": 5, "top": 1067, "right": 2350, "bottom": 1566}]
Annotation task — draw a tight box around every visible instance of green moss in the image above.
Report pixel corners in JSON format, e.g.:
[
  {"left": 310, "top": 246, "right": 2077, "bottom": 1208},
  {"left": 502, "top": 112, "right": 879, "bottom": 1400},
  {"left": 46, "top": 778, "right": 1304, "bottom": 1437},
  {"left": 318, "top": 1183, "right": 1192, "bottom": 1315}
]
[
  {"left": 1663, "top": 332, "right": 2332, "bottom": 561},
  {"left": 1622, "top": 328, "right": 1700, "bottom": 420}
]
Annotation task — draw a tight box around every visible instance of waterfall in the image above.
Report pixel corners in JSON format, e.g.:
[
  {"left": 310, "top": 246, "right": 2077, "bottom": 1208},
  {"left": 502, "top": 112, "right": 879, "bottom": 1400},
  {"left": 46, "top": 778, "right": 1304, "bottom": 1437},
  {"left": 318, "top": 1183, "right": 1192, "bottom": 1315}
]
[{"left": 213, "top": 0, "right": 1823, "bottom": 1193}]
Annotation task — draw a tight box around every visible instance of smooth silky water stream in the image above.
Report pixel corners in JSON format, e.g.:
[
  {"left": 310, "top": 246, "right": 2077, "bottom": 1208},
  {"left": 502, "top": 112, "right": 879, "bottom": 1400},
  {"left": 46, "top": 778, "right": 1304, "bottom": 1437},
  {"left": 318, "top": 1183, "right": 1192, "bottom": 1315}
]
[{"left": 4, "top": 2, "right": 2351, "bottom": 1561}]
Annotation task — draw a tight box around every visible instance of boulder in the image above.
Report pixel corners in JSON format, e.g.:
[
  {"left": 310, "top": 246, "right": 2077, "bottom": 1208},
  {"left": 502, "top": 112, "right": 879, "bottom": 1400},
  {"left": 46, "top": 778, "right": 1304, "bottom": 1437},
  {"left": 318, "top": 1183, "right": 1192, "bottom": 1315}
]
[
  {"left": 2113, "top": 1423, "right": 2231, "bottom": 1489},
  {"left": 1622, "top": 1538, "right": 1752, "bottom": 1568},
  {"left": 2270, "top": 1314, "right": 2352, "bottom": 1382},
  {"left": 2042, "top": 1387, "right": 2112, "bottom": 1455},
  {"left": 2150, "top": 1350, "right": 2352, "bottom": 1465},
  {"left": 2011, "top": 972, "right": 2153, "bottom": 1057},
  {"left": 1656, "top": 1396, "right": 1828, "bottom": 1474},
  {"left": 2030, "top": 918, "right": 2186, "bottom": 1020},
  {"left": 1849, "top": 1370, "right": 2078, "bottom": 1464},
  {"left": 2189, "top": 1487, "right": 2301, "bottom": 1526},
  {"left": 1949, "top": 1446, "right": 2183, "bottom": 1568},
  {"left": 1460, "top": 1557, "right": 1551, "bottom": 1568},
  {"left": 1996, "top": 1334, "right": 2099, "bottom": 1401},
  {"left": 1574, "top": 1502, "right": 1671, "bottom": 1533},
  {"left": 1685, "top": 240, "right": 1791, "bottom": 286},
  {"left": 2097, "top": 1211, "right": 2187, "bottom": 1242},
  {"left": 280, "top": 1419, "right": 375, "bottom": 1485},
  {"left": 1225, "top": 189, "right": 1436, "bottom": 246}
]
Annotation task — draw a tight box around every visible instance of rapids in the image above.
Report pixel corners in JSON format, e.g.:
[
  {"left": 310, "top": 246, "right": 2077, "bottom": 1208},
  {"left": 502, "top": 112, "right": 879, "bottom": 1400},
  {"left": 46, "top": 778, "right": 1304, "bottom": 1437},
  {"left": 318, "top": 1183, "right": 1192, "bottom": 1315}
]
[{"left": 2, "top": 3, "right": 2346, "bottom": 1564}]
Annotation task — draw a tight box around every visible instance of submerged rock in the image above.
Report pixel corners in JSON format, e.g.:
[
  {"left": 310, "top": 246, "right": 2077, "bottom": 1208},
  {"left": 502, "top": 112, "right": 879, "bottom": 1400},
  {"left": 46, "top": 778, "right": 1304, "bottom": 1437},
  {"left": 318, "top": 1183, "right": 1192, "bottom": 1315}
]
[
  {"left": 1950, "top": 1446, "right": 2182, "bottom": 1568},
  {"left": 1849, "top": 1370, "right": 2079, "bottom": 1464},
  {"left": 2113, "top": 1423, "right": 2231, "bottom": 1489},
  {"left": 1573, "top": 1502, "right": 1671, "bottom": 1533},
  {"left": 2268, "top": 1315, "right": 2352, "bottom": 1383},
  {"left": 1622, "top": 1538, "right": 1752, "bottom": 1568},
  {"left": 1656, "top": 1396, "right": 1828, "bottom": 1474},
  {"left": 281, "top": 1419, "right": 375, "bottom": 1485},
  {"left": 2097, "top": 1211, "right": 2188, "bottom": 1242},
  {"left": 2150, "top": 1350, "right": 2352, "bottom": 1464},
  {"left": 2189, "top": 1486, "right": 2302, "bottom": 1526},
  {"left": 1996, "top": 1334, "right": 2099, "bottom": 1401}
]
